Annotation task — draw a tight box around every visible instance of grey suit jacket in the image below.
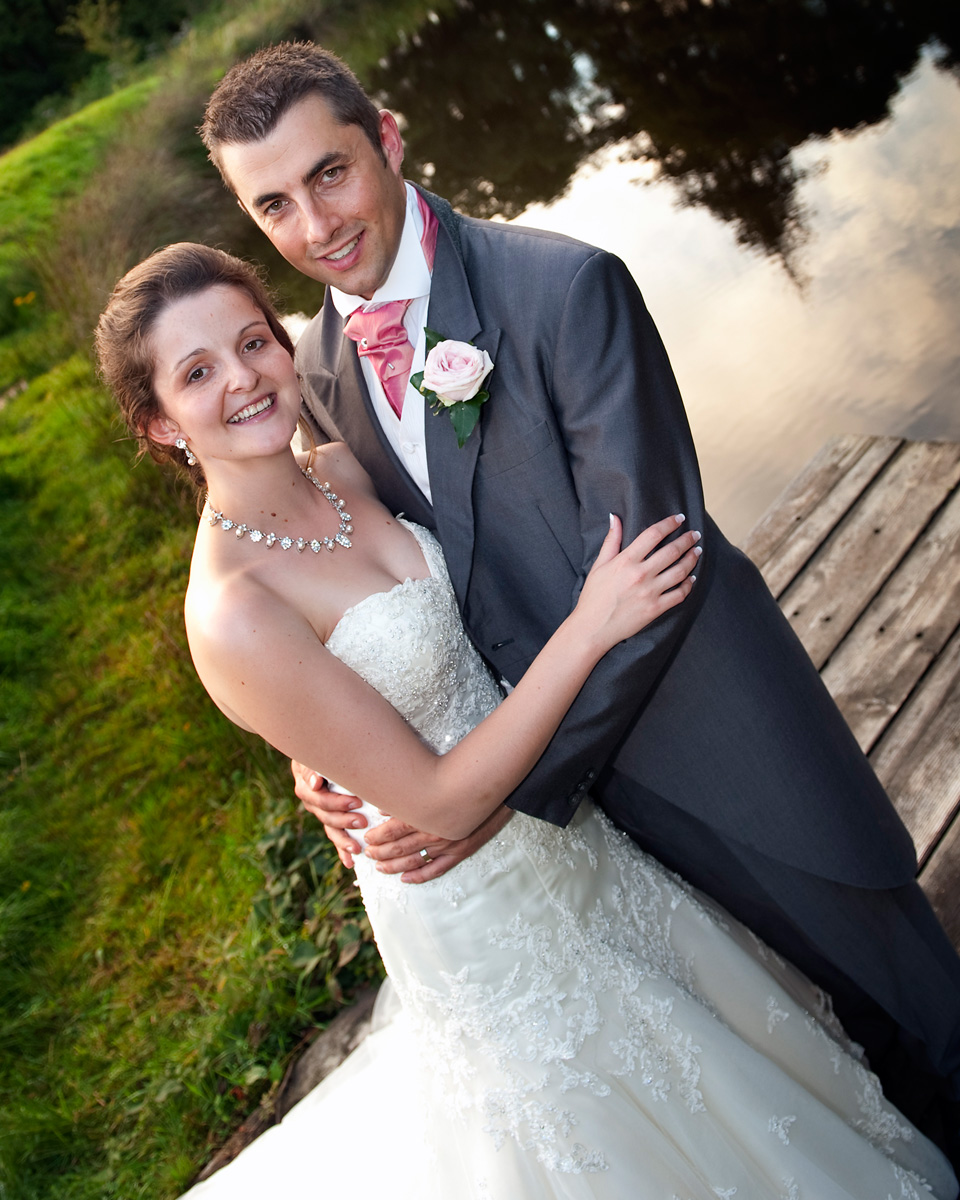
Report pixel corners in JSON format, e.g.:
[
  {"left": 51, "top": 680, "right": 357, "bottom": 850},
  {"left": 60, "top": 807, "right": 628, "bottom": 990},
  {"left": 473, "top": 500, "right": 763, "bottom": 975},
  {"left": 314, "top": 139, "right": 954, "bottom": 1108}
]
[{"left": 297, "top": 188, "right": 917, "bottom": 890}]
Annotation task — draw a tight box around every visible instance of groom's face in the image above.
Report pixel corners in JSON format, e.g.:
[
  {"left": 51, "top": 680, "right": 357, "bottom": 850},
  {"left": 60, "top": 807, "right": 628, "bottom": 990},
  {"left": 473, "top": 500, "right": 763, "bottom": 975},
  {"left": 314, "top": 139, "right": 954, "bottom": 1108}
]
[{"left": 220, "top": 94, "right": 407, "bottom": 301}]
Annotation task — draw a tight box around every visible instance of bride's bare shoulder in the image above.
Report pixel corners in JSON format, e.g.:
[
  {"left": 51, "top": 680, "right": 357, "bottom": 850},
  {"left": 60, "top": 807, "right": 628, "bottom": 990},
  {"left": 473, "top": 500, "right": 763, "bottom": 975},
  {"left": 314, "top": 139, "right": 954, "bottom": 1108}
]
[
  {"left": 183, "top": 560, "right": 278, "bottom": 653},
  {"left": 182, "top": 561, "right": 328, "bottom": 730}
]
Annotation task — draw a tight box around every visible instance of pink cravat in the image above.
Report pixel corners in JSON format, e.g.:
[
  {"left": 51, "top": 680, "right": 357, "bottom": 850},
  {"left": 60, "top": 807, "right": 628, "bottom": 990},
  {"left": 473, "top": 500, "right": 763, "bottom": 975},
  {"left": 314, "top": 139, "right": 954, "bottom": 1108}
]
[{"left": 343, "top": 193, "right": 439, "bottom": 419}]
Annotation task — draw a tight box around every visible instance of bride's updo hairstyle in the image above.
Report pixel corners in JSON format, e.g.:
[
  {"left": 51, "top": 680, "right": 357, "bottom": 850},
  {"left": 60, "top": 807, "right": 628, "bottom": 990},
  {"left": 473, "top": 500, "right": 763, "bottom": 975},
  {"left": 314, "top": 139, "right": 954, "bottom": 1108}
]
[{"left": 95, "top": 242, "right": 296, "bottom": 488}]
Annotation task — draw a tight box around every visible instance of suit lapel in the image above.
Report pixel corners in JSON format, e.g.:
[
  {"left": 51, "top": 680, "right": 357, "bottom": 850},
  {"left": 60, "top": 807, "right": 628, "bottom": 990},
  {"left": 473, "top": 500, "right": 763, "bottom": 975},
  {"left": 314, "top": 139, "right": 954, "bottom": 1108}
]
[
  {"left": 303, "top": 294, "right": 434, "bottom": 527},
  {"left": 422, "top": 201, "right": 501, "bottom": 606},
  {"left": 300, "top": 193, "right": 502, "bottom": 594}
]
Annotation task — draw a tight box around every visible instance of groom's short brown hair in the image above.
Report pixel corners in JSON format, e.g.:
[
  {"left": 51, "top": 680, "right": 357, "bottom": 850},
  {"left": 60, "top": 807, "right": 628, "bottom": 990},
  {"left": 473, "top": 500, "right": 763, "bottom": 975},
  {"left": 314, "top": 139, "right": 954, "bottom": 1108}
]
[{"left": 201, "top": 41, "right": 385, "bottom": 184}]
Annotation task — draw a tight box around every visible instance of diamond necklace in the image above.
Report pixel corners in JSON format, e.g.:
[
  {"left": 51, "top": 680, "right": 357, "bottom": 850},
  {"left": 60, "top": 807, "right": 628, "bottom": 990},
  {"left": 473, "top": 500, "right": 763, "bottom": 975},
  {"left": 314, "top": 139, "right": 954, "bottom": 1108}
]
[{"left": 204, "top": 467, "right": 354, "bottom": 554}]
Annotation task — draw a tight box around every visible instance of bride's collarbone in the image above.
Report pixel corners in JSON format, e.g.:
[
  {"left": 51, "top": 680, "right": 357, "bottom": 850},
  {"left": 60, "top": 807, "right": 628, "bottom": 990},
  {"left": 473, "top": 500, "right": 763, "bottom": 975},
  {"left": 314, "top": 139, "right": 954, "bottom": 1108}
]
[
  {"left": 193, "top": 481, "right": 428, "bottom": 635},
  {"left": 229, "top": 522, "right": 429, "bottom": 640}
]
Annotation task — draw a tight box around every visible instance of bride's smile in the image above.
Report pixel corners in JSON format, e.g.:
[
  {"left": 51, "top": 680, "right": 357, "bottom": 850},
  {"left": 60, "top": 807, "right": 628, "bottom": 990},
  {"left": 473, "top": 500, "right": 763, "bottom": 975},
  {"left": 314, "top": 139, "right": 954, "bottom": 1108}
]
[{"left": 147, "top": 285, "right": 301, "bottom": 471}]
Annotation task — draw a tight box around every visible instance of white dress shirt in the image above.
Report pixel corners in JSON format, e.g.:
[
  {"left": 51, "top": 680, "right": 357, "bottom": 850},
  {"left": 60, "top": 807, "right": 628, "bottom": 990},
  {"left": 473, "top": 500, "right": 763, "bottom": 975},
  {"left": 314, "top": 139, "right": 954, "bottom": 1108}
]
[{"left": 330, "top": 183, "right": 434, "bottom": 503}]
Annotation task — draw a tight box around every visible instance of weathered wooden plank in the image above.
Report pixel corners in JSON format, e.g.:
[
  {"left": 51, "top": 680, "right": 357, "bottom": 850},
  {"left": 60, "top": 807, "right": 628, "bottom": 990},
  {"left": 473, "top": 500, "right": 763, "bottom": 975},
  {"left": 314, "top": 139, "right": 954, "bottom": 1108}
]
[
  {"left": 820, "top": 482, "right": 960, "bottom": 754},
  {"left": 744, "top": 436, "right": 902, "bottom": 600},
  {"left": 919, "top": 815, "right": 960, "bottom": 951},
  {"left": 869, "top": 624, "right": 960, "bottom": 863},
  {"left": 740, "top": 434, "right": 886, "bottom": 566},
  {"left": 778, "top": 440, "right": 960, "bottom": 668},
  {"left": 754, "top": 438, "right": 905, "bottom": 598}
]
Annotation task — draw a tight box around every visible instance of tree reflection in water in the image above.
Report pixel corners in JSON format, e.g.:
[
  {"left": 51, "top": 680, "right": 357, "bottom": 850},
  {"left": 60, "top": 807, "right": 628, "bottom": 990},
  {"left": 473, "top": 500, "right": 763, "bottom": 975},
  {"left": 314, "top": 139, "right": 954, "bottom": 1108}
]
[{"left": 368, "top": 0, "right": 960, "bottom": 270}]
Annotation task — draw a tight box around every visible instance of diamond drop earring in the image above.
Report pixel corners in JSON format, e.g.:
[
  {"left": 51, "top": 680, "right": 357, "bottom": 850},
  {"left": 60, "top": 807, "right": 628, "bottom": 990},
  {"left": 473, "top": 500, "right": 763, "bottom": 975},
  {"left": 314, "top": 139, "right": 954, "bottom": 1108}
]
[{"left": 175, "top": 436, "right": 197, "bottom": 467}]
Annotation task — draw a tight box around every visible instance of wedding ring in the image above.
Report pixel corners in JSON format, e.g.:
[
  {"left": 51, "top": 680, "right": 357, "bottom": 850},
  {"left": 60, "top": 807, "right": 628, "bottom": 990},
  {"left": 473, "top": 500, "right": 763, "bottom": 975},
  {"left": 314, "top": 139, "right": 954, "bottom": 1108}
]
[{"left": 418, "top": 848, "right": 432, "bottom": 863}]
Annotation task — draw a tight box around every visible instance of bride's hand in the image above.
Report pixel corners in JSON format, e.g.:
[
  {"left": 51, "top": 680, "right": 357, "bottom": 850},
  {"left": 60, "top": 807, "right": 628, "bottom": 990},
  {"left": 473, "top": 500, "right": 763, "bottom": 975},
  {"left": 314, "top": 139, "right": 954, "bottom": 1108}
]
[
  {"left": 574, "top": 514, "right": 700, "bottom": 652},
  {"left": 365, "top": 805, "right": 514, "bottom": 883}
]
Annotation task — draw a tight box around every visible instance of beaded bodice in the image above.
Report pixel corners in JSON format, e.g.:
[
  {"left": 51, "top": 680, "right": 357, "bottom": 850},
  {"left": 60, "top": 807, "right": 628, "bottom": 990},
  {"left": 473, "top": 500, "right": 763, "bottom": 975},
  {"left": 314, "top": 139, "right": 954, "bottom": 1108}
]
[{"left": 325, "top": 520, "right": 501, "bottom": 754}]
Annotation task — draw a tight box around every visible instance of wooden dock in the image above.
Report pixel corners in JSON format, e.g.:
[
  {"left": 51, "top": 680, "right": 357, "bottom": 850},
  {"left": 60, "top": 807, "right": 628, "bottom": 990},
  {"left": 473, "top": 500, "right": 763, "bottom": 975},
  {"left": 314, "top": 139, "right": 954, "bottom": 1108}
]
[{"left": 740, "top": 434, "right": 960, "bottom": 949}]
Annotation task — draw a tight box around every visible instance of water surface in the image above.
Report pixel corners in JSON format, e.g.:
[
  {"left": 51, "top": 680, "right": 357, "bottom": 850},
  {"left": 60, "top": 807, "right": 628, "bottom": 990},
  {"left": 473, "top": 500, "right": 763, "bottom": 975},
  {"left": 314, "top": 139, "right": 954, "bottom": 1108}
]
[{"left": 369, "top": 1, "right": 960, "bottom": 538}]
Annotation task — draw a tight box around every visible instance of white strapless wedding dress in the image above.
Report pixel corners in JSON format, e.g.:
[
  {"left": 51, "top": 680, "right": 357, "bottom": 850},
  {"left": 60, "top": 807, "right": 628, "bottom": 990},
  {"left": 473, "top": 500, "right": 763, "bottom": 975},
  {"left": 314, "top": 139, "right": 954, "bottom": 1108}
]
[{"left": 182, "top": 522, "right": 956, "bottom": 1200}]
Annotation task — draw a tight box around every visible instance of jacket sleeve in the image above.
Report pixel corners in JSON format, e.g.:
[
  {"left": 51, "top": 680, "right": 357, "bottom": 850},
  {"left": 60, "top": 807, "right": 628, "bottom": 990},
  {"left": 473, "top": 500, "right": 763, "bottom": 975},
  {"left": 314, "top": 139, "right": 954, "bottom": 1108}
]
[
  {"left": 503, "top": 249, "right": 709, "bottom": 823},
  {"left": 295, "top": 316, "right": 336, "bottom": 448}
]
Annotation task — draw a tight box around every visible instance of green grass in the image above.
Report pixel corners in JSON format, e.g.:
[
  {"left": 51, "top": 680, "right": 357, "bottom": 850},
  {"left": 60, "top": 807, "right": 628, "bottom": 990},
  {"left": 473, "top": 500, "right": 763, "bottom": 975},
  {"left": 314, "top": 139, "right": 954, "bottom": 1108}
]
[
  {"left": 0, "top": 360, "right": 381, "bottom": 1197},
  {"left": 0, "top": 81, "right": 159, "bottom": 346},
  {"left": 0, "top": 80, "right": 158, "bottom": 242},
  {"left": 0, "top": 0, "right": 461, "bottom": 1194}
]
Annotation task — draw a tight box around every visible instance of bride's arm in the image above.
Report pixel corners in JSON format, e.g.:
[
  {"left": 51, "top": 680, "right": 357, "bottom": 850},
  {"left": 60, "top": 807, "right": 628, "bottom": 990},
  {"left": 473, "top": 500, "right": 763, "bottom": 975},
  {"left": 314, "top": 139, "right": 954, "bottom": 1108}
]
[
  {"left": 292, "top": 764, "right": 514, "bottom": 879},
  {"left": 189, "top": 515, "right": 698, "bottom": 841}
]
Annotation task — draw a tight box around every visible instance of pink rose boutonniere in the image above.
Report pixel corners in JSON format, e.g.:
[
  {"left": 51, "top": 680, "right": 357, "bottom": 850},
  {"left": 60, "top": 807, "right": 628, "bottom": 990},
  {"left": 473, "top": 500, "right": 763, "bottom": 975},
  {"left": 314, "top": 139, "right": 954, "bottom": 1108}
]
[{"left": 411, "top": 327, "right": 494, "bottom": 448}]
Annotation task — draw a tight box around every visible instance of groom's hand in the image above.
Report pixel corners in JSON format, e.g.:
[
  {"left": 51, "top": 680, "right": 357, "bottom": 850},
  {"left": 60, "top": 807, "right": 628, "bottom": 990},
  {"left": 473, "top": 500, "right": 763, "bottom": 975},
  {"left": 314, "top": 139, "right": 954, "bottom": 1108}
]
[
  {"left": 291, "top": 759, "right": 364, "bottom": 869},
  {"left": 366, "top": 805, "right": 513, "bottom": 883}
]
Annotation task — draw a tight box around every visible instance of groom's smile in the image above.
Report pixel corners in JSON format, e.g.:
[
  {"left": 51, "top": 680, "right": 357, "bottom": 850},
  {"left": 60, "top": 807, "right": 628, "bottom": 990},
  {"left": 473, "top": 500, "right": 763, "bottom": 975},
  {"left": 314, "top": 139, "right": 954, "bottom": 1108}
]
[{"left": 219, "top": 94, "right": 407, "bottom": 301}]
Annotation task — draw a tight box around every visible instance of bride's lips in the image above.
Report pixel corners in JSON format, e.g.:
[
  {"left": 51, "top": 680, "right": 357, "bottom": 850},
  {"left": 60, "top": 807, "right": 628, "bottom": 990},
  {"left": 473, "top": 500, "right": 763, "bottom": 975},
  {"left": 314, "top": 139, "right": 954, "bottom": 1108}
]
[{"left": 228, "top": 394, "right": 276, "bottom": 424}]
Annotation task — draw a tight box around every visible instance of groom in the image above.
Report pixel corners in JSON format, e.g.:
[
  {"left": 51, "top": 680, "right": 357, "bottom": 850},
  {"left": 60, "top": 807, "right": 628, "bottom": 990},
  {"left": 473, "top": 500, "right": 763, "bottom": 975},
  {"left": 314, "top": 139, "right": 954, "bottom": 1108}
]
[{"left": 201, "top": 42, "right": 960, "bottom": 1155}]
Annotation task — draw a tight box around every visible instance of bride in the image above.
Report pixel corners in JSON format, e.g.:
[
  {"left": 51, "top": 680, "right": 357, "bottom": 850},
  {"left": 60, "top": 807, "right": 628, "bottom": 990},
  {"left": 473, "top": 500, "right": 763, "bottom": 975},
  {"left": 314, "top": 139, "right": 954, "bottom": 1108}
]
[{"left": 96, "top": 243, "right": 957, "bottom": 1199}]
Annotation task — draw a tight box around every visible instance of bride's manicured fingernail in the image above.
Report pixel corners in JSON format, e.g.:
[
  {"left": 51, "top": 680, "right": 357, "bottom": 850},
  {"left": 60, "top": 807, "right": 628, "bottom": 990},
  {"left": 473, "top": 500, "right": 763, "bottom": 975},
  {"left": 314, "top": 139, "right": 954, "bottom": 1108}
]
[
  {"left": 693, "top": 546, "right": 703, "bottom": 557},
  {"left": 609, "top": 513, "right": 615, "bottom": 528},
  {"left": 690, "top": 574, "right": 697, "bottom": 583},
  {"left": 692, "top": 530, "right": 701, "bottom": 542},
  {"left": 675, "top": 513, "right": 685, "bottom": 524}
]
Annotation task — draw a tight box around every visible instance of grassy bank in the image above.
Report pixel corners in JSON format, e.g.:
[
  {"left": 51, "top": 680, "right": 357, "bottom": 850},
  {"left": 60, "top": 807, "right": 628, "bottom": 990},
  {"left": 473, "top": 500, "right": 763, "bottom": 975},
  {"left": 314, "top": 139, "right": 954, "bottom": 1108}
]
[
  {"left": 0, "top": 360, "right": 384, "bottom": 1200},
  {"left": 0, "top": 352, "right": 381, "bottom": 1200},
  {"left": 0, "top": 0, "right": 447, "bottom": 1194}
]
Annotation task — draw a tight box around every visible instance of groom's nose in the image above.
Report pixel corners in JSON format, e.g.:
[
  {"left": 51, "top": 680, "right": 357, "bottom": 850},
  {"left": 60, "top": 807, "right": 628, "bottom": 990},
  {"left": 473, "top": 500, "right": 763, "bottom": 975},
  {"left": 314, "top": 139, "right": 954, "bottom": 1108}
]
[{"left": 302, "top": 198, "right": 342, "bottom": 248}]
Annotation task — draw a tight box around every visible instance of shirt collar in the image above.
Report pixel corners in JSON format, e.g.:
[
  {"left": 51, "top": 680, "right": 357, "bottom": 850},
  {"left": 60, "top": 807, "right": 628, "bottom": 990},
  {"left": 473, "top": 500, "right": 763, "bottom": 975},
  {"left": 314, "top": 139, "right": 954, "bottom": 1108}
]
[{"left": 330, "top": 183, "right": 430, "bottom": 317}]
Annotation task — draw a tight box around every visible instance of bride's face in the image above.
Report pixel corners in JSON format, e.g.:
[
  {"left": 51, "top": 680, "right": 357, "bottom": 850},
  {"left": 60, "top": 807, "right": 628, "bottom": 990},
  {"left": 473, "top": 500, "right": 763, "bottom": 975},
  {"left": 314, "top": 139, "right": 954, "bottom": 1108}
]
[{"left": 147, "top": 284, "right": 300, "bottom": 468}]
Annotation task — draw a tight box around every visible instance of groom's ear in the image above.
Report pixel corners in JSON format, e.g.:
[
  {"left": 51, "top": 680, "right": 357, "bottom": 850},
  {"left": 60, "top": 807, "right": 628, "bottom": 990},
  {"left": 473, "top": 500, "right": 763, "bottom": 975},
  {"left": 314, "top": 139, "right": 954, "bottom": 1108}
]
[
  {"left": 377, "top": 110, "right": 405, "bottom": 174},
  {"left": 147, "top": 415, "right": 179, "bottom": 447}
]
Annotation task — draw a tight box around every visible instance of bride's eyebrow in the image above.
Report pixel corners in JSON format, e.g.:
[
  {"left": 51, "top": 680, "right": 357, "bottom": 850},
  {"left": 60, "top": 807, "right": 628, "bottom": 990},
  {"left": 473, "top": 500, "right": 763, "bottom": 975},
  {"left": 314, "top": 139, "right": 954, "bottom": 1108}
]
[
  {"left": 172, "top": 321, "right": 266, "bottom": 371},
  {"left": 174, "top": 347, "right": 206, "bottom": 370}
]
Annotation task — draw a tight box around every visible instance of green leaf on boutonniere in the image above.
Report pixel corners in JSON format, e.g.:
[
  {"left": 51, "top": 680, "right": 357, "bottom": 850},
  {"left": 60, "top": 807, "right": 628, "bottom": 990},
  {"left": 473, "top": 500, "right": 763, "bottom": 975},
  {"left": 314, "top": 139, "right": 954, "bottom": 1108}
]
[
  {"left": 409, "top": 377, "right": 490, "bottom": 449},
  {"left": 423, "top": 326, "right": 445, "bottom": 352},
  {"left": 448, "top": 394, "right": 486, "bottom": 448}
]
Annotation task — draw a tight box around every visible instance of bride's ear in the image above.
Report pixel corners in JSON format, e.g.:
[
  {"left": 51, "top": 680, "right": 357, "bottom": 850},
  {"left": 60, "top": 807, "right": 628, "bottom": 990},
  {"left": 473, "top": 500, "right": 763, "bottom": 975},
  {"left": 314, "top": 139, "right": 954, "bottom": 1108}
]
[{"left": 147, "top": 415, "right": 180, "bottom": 447}]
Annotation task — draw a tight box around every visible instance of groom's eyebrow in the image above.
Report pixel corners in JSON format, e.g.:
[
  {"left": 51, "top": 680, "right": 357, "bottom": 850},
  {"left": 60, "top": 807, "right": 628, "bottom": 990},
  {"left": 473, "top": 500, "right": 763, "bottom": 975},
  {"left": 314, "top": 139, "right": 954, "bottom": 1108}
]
[
  {"left": 302, "top": 153, "right": 340, "bottom": 185},
  {"left": 251, "top": 154, "right": 340, "bottom": 212}
]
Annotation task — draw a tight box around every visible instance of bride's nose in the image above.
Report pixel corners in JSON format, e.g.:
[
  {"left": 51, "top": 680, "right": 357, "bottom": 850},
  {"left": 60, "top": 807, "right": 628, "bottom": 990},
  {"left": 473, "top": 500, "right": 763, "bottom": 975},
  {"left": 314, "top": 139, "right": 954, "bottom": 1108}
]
[{"left": 226, "top": 357, "right": 259, "bottom": 392}]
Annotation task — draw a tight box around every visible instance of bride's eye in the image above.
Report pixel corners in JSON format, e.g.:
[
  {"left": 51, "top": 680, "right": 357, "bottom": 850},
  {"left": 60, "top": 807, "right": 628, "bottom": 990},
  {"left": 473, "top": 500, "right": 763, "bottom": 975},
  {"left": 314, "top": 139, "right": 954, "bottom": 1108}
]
[
  {"left": 187, "top": 366, "right": 207, "bottom": 383},
  {"left": 244, "top": 337, "right": 266, "bottom": 353}
]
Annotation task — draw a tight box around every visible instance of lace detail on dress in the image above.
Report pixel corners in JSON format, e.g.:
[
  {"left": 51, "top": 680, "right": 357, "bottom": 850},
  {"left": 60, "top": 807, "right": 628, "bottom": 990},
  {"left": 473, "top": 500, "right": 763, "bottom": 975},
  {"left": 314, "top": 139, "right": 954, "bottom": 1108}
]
[
  {"left": 889, "top": 1163, "right": 939, "bottom": 1200},
  {"left": 852, "top": 1066, "right": 917, "bottom": 1150},
  {"left": 318, "top": 521, "right": 954, "bottom": 1199}
]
